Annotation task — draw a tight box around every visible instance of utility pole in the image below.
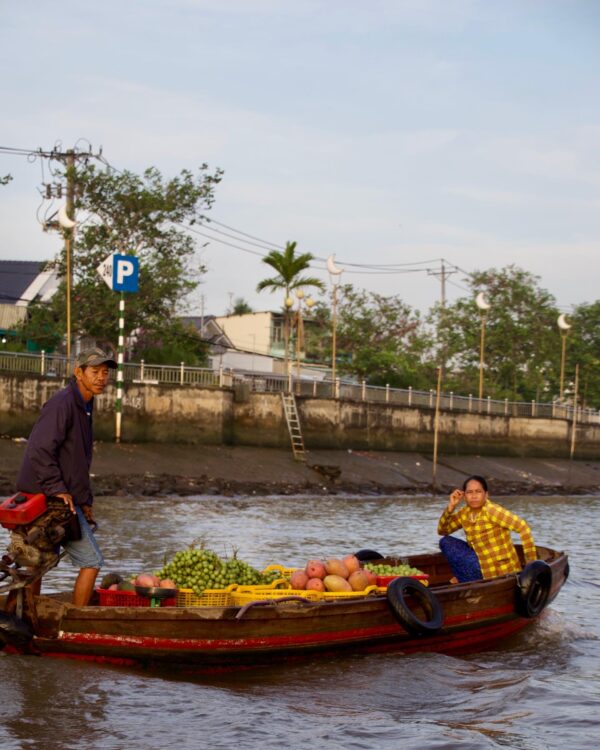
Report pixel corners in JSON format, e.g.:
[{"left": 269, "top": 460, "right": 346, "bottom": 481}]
[
  {"left": 64, "top": 150, "right": 75, "bottom": 361},
  {"left": 36, "top": 143, "right": 103, "bottom": 360},
  {"left": 428, "top": 259, "right": 456, "bottom": 376}
]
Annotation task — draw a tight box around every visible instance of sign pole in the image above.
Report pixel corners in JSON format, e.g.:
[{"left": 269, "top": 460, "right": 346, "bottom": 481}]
[
  {"left": 97, "top": 252, "right": 139, "bottom": 444},
  {"left": 115, "top": 292, "right": 125, "bottom": 443}
]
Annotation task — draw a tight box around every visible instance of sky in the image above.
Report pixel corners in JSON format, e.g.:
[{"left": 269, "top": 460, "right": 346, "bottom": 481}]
[{"left": 1, "top": 0, "right": 599, "bottom": 318}]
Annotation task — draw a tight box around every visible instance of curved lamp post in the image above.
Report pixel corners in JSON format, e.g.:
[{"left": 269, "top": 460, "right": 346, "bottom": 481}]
[
  {"left": 557, "top": 313, "right": 572, "bottom": 402},
  {"left": 327, "top": 254, "right": 343, "bottom": 394},
  {"left": 475, "top": 292, "right": 491, "bottom": 401},
  {"left": 57, "top": 204, "right": 77, "bottom": 361}
]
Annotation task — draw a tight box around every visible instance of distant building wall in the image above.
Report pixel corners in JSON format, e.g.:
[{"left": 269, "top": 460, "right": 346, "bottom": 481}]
[{"left": 1, "top": 374, "right": 599, "bottom": 458}]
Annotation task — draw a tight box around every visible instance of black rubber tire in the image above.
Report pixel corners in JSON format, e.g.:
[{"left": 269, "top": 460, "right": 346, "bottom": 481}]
[
  {"left": 354, "top": 549, "right": 384, "bottom": 562},
  {"left": 516, "top": 561, "right": 552, "bottom": 618},
  {"left": 0, "top": 611, "right": 34, "bottom": 650},
  {"left": 386, "top": 577, "right": 444, "bottom": 636}
]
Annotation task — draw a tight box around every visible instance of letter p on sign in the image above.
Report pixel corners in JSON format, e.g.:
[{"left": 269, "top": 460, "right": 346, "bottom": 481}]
[{"left": 113, "top": 254, "right": 139, "bottom": 292}]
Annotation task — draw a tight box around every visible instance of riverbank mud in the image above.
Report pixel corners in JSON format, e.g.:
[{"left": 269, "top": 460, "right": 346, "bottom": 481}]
[{"left": 1, "top": 437, "right": 599, "bottom": 498}]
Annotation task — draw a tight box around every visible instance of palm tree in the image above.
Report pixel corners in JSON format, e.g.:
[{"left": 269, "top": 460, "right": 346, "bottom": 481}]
[{"left": 256, "top": 241, "right": 324, "bottom": 375}]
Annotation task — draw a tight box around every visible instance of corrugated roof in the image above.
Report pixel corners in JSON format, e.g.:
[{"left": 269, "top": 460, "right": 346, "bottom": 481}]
[{"left": 0, "top": 260, "right": 47, "bottom": 304}]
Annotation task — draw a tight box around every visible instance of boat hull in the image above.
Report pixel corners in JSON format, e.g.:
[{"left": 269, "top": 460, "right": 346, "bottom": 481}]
[{"left": 3, "top": 547, "right": 569, "bottom": 668}]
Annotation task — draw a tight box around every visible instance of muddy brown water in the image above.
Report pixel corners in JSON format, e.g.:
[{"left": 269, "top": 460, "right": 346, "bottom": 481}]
[{"left": 1, "top": 493, "right": 598, "bottom": 750}]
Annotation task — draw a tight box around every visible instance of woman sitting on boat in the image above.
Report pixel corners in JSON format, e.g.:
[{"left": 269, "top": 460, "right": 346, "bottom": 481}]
[{"left": 438, "top": 475, "right": 537, "bottom": 583}]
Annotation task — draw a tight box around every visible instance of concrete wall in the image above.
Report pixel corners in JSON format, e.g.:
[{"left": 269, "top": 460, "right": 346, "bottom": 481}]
[{"left": 1, "top": 373, "right": 599, "bottom": 458}]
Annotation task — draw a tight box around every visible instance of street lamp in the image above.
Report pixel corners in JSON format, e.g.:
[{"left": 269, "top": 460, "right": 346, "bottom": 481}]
[
  {"left": 475, "top": 292, "right": 491, "bottom": 401},
  {"left": 57, "top": 204, "right": 76, "bottom": 362},
  {"left": 557, "top": 313, "right": 572, "bottom": 402},
  {"left": 327, "top": 254, "right": 343, "bottom": 394}
]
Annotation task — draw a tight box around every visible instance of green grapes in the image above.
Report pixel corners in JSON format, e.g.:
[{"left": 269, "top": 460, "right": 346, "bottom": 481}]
[
  {"left": 364, "top": 563, "right": 426, "bottom": 577},
  {"left": 157, "top": 547, "right": 279, "bottom": 596}
]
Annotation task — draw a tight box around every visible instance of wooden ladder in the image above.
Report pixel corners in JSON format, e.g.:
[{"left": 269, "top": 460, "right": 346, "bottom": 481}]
[{"left": 281, "top": 392, "right": 306, "bottom": 462}]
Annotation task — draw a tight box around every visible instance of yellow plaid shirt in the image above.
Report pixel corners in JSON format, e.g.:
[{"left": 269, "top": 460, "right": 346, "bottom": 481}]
[{"left": 438, "top": 499, "right": 537, "bottom": 579}]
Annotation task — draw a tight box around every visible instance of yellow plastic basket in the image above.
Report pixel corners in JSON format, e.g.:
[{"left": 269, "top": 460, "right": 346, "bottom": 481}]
[
  {"left": 261, "top": 564, "right": 299, "bottom": 578},
  {"left": 176, "top": 586, "right": 237, "bottom": 607},
  {"left": 231, "top": 587, "right": 322, "bottom": 605},
  {"left": 319, "top": 585, "right": 386, "bottom": 600}
]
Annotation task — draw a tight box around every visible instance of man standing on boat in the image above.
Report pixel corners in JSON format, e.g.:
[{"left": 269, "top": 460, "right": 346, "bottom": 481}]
[{"left": 16, "top": 348, "right": 117, "bottom": 606}]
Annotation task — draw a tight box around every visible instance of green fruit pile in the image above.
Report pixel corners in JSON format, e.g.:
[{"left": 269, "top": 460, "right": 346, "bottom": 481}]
[
  {"left": 156, "top": 547, "right": 280, "bottom": 596},
  {"left": 364, "top": 563, "right": 426, "bottom": 577}
]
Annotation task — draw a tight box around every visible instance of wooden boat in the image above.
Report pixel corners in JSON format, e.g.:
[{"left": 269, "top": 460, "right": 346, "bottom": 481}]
[{"left": 0, "top": 546, "right": 569, "bottom": 669}]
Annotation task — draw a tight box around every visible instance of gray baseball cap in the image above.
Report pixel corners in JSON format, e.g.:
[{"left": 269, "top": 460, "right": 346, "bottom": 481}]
[{"left": 76, "top": 347, "right": 117, "bottom": 369}]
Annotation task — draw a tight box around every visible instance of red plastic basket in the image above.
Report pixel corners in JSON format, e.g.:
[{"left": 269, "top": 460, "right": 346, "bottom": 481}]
[{"left": 96, "top": 588, "right": 176, "bottom": 607}]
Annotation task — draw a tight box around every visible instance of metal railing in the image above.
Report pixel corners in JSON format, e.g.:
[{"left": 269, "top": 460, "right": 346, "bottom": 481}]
[{"left": 1, "top": 350, "right": 599, "bottom": 424}]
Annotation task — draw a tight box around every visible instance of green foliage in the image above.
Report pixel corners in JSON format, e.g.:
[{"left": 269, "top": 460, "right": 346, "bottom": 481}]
[
  {"left": 256, "top": 241, "right": 324, "bottom": 298},
  {"left": 257, "top": 241, "right": 324, "bottom": 364},
  {"left": 568, "top": 301, "right": 600, "bottom": 408},
  {"left": 431, "top": 265, "right": 559, "bottom": 400},
  {"left": 309, "top": 284, "right": 434, "bottom": 388},
  {"left": 19, "top": 162, "right": 222, "bottom": 364},
  {"left": 130, "top": 318, "right": 208, "bottom": 366},
  {"left": 232, "top": 297, "right": 253, "bottom": 315}
]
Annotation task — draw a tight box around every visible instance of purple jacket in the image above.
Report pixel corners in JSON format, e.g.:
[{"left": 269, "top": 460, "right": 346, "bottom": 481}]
[{"left": 17, "top": 378, "right": 95, "bottom": 507}]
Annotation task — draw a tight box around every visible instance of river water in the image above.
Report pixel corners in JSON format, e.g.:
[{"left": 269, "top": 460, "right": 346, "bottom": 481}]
[{"left": 1, "top": 493, "right": 598, "bottom": 750}]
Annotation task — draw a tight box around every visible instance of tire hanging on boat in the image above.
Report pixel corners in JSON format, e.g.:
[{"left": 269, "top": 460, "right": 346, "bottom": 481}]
[
  {"left": 386, "top": 577, "right": 443, "bottom": 636},
  {"left": 515, "top": 560, "right": 552, "bottom": 618},
  {"left": 354, "top": 549, "right": 384, "bottom": 562}
]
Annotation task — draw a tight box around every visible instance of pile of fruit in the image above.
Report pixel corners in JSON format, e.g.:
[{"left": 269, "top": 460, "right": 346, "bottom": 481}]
[
  {"left": 155, "top": 547, "right": 280, "bottom": 596},
  {"left": 289, "top": 554, "right": 378, "bottom": 593},
  {"left": 363, "top": 562, "right": 426, "bottom": 577}
]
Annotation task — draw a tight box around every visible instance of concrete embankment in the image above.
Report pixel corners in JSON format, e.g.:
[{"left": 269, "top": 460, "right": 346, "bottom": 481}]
[
  {"left": 2, "top": 374, "right": 600, "bottom": 458},
  {"left": 1, "top": 438, "right": 599, "bottom": 498}
]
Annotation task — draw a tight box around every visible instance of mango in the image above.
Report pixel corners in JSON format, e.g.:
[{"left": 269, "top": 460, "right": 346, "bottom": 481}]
[{"left": 323, "top": 574, "right": 352, "bottom": 592}]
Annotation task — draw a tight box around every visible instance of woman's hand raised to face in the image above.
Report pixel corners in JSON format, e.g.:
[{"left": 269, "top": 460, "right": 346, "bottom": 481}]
[{"left": 448, "top": 489, "right": 464, "bottom": 513}]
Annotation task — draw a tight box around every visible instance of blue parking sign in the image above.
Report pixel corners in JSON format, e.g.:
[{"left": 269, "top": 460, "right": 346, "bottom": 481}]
[{"left": 113, "top": 254, "right": 139, "bottom": 292}]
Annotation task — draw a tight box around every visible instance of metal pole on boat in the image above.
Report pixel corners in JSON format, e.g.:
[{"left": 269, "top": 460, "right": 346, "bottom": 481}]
[{"left": 432, "top": 366, "right": 443, "bottom": 492}]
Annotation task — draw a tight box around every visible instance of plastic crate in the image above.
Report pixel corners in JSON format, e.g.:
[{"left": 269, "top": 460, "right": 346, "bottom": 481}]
[
  {"left": 176, "top": 587, "right": 237, "bottom": 607},
  {"left": 96, "top": 588, "right": 176, "bottom": 607},
  {"left": 319, "top": 585, "right": 387, "bottom": 600},
  {"left": 261, "top": 564, "right": 299, "bottom": 578},
  {"left": 375, "top": 574, "right": 429, "bottom": 587},
  {"left": 231, "top": 587, "right": 322, "bottom": 605}
]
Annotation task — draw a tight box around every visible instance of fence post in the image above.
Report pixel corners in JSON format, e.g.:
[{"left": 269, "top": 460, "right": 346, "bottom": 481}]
[
  {"left": 180, "top": 361, "right": 185, "bottom": 385},
  {"left": 487, "top": 396, "right": 491, "bottom": 414},
  {"left": 468, "top": 393, "right": 472, "bottom": 412},
  {"left": 504, "top": 398, "right": 508, "bottom": 416},
  {"left": 429, "top": 389, "right": 433, "bottom": 408},
  {"left": 313, "top": 379, "right": 317, "bottom": 397},
  {"left": 552, "top": 401, "right": 555, "bottom": 418},
  {"left": 219, "top": 365, "right": 224, "bottom": 387},
  {"left": 361, "top": 379, "right": 366, "bottom": 401},
  {"left": 531, "top": 400, "right": 536, "bottom": 417},
  {"left": 408, "top": 386, "right": 412, "bottom": 406},
  {"left": 40, "top": 350, "right": 45, "bottom": 376},
  {"left": 140, "top": 358, "right": 145, "bottom": 381},
  {"left": 385, "top": 384, "right": 390, "bottom": 403},
  {"left": 335, "top": 377, "right": 340, "bottom": 399},
  {"left": 449, "top": 391, "right": 454, "bottom": 410}
]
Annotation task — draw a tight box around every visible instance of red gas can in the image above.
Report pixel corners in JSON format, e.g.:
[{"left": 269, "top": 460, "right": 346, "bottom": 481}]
[{"left": 0, "top": 492, "right": 48, "bottom": 530}]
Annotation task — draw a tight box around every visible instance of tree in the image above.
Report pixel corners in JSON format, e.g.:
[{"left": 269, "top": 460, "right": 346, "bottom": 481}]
[
  {"left": 306, "top": 284, "right": 433, "bottom": 388},
  {"left": 431, "top": 265, "right": 559, "bottom": 401},
  {"left": 256, "top": 241, "right": 324, "bottom": 370},
  {"left": 567, "top": 301, "right": 600, "bottom": 408},
  {"left": 20, "top": 162, "right": 222, "bottom": 363},
  {"left": 232, "top": 297, "right": 253, "bottom": 315}
]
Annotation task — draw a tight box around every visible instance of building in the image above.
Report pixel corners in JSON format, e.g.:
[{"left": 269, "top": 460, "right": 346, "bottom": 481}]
[{"left": 0, "top": 260, "right": 60, "bottom": 345}]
